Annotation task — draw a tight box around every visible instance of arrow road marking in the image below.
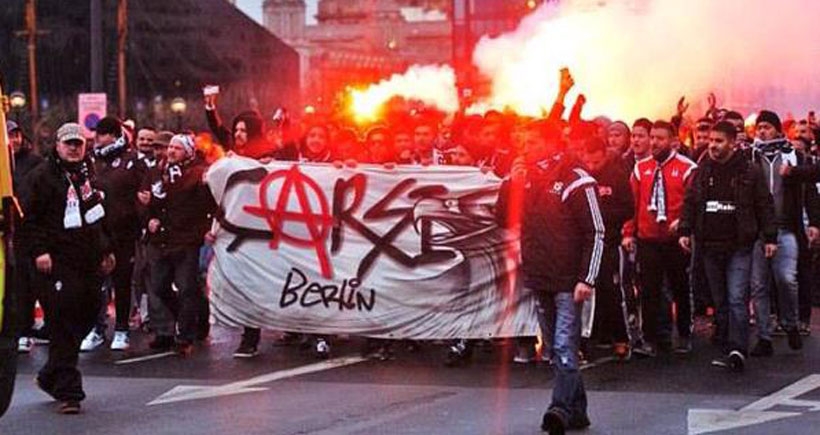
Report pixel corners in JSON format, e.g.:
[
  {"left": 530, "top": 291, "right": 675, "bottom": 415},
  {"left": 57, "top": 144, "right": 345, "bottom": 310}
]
[
  {"left": 688, "top": 374, "right": 820, "bottom": 434},
  {"left": 147, "top": 355, "right": 367, "bottom": 406}
]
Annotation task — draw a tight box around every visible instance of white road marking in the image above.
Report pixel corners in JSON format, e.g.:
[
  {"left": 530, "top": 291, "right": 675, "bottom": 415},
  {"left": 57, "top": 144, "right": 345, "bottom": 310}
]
[
  {"left": 688, "top": 374, "right": 820, "bottom": 434},
  {"left": 115, "top": 352, "right": 176, "bottom": 365},
  {"left": 147, "top": 355, "right": 368, "bottom": 406},
  {"left": 581, "top": 356, "right": 615, "bottom": 370}
]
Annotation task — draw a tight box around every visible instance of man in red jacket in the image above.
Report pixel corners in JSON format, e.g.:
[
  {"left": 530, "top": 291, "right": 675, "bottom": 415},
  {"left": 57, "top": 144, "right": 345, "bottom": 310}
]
[{"left": 622, "top": 120, "right": 697, "bottom": 357}]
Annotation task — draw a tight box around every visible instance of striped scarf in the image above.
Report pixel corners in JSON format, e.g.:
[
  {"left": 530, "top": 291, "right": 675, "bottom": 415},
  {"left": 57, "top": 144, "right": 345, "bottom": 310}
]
[{"left": 647, "top": 163, "right": 667, "bottom": 223}]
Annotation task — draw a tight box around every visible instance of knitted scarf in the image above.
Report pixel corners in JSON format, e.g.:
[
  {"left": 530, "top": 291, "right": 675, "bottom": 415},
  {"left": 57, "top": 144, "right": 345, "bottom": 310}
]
[
  {"left": 753, "top": 137, "right": 793, "bottom": 159},
  {"left": 56, "top": 156, "right": 105, "bottom": 229},
  {"left": 647, "top": 152, "right": 671, "bottom": 223},
  {"left": 93, "top": 136, "right": 128, "bottom": 159}
]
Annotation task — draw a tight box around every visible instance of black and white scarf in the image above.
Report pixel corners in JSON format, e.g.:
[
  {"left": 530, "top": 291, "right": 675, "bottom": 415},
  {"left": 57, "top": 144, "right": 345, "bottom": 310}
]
[
  {"left": 153, "top": 157, "right": 194, "bottom": 200},
  {"left": 93, "top": 136, "right": 128, "bottom": 159},
  {"left": 648, "top": 152, "right": 672, "bottom": 223},
  {"left": 56, "top": 156, "right": 105, "bottom": 229},
  {"left": 753, "top": 137, "right": 794, "bottom": 160}
]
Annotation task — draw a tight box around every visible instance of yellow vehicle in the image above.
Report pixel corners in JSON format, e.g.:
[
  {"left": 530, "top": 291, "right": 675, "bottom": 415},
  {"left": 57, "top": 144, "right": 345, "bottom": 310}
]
[{"left": 0, "top": 81, "right": 18, "bottom": 418}]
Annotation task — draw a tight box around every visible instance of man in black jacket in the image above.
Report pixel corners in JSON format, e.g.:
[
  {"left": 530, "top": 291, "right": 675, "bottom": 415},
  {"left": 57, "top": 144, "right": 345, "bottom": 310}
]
[
  {"left": 145, "top": 134, "right": 215, "bottom": 355},
  {"left": 499, "top": 120, "right": 604, "bottom": 434},
  {"left": 81, "top": 117, "right": 145, "bottom": 352},
  {"left": 580, "top": 137, "right": 634, "bottom": 359},
  {"left": 679, "top": 121, "right": 777, "bottom": 372},
  {"left": 20, "top": 123, "right": 115, "bottom": 414},
  {"left": 747, "top": 111, "right": 820, "bottom": 355}
]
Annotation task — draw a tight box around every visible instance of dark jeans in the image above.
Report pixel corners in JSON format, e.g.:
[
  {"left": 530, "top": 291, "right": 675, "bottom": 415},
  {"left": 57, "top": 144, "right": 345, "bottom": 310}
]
[
  {"left": 637, "top": 240, "right": 691, "bottom": 344},
  {"left": 702, "top": 245, "right": 753, "bottom": 354},
  {"left": 93, "top": 237, "right": 135, "bottom": 333},
  {"left": 591, "top": 245, "right": 629, "bottom": 343},
  {"left": 532, "top": 288, "right": 587, "bottom": 422},
  {"left": 690, "top": 237, "right": 713, "bottom": 315},
  {"left": 15, "top": 255, "right": 47, "bottom": 337},
  {"left": 148, "top": 245, "right": 204, "bottom": 343},
  {"left": 797, "top": 239, "right": 813, "bottom": 324},
  {"left": 131, "top": 241, "right": 152, "bottom": 317},
  {"left": 37, "top": 261, "right": 102, "bottom": 402}
]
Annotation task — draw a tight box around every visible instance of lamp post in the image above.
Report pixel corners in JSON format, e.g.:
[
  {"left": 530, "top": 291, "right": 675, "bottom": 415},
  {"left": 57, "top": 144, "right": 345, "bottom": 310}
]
[
  {"left": 170, "top": 97, "right": 187, "bottom": 132},
  {"left": 9, "top": 92, "right": 26, "bottom": 123}
]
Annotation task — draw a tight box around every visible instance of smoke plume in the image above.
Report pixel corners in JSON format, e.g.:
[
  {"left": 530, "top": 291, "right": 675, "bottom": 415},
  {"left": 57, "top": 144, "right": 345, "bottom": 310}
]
[
  {"left": 350, "top": 65, "right": 459, "bottom": 122},
  {"left": 472, "top": 0, "right": 820, "bottom": 121}
]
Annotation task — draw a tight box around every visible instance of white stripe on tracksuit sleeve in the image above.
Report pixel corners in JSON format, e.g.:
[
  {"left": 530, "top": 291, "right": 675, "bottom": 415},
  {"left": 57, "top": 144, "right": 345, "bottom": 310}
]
[{"left": 584, "top": 186, "right": 605, "bottom": 286}]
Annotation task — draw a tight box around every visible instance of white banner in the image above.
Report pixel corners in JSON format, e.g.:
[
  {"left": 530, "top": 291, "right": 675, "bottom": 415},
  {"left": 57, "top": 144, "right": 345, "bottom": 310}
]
[{"left": 206, "top": 157, "right": 538, "bottom": 339}]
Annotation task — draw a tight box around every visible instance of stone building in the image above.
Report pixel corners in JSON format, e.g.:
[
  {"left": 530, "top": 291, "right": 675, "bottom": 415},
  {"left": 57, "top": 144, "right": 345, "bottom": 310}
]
[{"left": 263, "top": 0, "right": 452, "bottom": 109}]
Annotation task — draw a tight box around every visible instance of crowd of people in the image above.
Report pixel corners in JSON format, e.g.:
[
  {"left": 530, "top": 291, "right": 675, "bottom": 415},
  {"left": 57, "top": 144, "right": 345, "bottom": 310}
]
[{"left": 8, "top": 70, "right": 820, "bottom": 426}]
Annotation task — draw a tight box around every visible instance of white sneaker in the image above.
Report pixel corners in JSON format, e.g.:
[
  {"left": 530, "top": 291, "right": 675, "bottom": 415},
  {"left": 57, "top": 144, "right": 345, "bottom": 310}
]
[
  {"left": 110, "top": 331, "right": 130, "bottom": 351},
  {"left": 17, "top": 337, "right": 33, "bottom": 353},
  {"left": 80, "top": 330, "right": 105, "bottom": 352}
]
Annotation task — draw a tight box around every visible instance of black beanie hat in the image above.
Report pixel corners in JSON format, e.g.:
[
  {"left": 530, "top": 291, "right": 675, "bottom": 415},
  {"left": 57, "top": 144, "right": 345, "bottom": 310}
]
[
  {"left": 756, "top": 110, "right": 782, "bottom": 133},
  {"left": 95, "top": 116, "right": 123, "bottom": 137}
]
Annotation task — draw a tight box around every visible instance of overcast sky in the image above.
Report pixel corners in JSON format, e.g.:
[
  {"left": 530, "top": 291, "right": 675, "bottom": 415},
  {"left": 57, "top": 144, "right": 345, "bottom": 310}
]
[{"left": 236, "top": 0, "right": 319, "bottom": 24}]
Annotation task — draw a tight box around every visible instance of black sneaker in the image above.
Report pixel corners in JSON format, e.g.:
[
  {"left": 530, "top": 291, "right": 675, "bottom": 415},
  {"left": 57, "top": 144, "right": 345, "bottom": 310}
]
[
  {"left": 674, "top": 337, "right": 693, "bottom": 354},
  {"left": 149, "top": 335, "right": 175, "bottom": 352},
  {"left": 444, "top": 341, "right": 471, "bottom": 367},
  {"left": 273, "top": 332, "right": 302, "bottom": 347},
  {"left": 750, "top": 339, "right": 773, "bottom": 357},
  {"left": 568, "top": 414, "right": 591, "bottom": 430},
  {"left": 633, "top": 342, "right": 656, "bottom": 358},
  {"left": 404, "top": 340, "right": 420, "bottom": 353},
  {"left": 374, "top": 344, "right": 395, "bottom": 362},
  {"left": 787, "top": 328, "right": 803, "bottom": 350},
  {"left": 196, "top": 327, "right": 210, "bottom": 342},
  {"left": 710, "top": 356, "right": 729, "bottom": 369},
  {"left": 175, "top": 341, "right": 194, "bottom": 357},
  {"left": 233, "top": 342, "right": 259, "bottom": 359},
  {"left": 58, "top": 400, "right": 81, "bottom": 415},
  {"left": 541, "top": 409, "right": 568, "bottom": 435},
  {"left": 712, "top": 351, "right": 745, "bottom": 372},
  {"left": 35, "top": 376, "right": 56, "bottom": 400},
  {"left": 728, "top": 350, "right": 745, "bottom": 372}
]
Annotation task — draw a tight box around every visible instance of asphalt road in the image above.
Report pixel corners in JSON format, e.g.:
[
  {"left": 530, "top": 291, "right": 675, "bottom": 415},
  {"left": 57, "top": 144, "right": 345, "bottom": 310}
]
[{"left": 1, "top": 310, "right": 819, "bottom": 435}]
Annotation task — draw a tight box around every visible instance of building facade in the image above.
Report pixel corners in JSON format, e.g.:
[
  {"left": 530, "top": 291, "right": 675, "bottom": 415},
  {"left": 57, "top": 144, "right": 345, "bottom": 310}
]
[{"left": 263, "top": 0, "right": 452, "bottom": 110}]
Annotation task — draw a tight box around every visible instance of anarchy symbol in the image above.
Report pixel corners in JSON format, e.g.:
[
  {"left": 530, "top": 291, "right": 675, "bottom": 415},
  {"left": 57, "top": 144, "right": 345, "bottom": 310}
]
[{"left": 244, "top": 165, "right": 334, "bottom": 278}]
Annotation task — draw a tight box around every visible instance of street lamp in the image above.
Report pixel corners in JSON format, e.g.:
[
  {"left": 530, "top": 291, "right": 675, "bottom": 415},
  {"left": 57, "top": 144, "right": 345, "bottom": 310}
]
[
  {"left": 9, "top": 91, "right": 26, "bottom": 123},
  {"left": 170, "top": 97, "right": 187, "bottom": 132}
]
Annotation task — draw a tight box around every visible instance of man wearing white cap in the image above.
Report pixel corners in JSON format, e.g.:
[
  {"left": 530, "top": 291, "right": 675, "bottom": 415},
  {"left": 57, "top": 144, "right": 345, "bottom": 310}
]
[{"left": 18, "top": 123, "right": 115, "bottom": 414}]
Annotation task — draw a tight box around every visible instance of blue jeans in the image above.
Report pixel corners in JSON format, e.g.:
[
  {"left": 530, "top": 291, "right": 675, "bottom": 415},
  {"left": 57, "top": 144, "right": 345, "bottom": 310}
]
[
  {"left": 702, "top": 246, "right": 752, "bottom": 354},
  {"left": 532, "top": 289, "right": 587, "bottom": 421},
  {"left": 751, "top": 230, "right": 799, "bottom": 340}
]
